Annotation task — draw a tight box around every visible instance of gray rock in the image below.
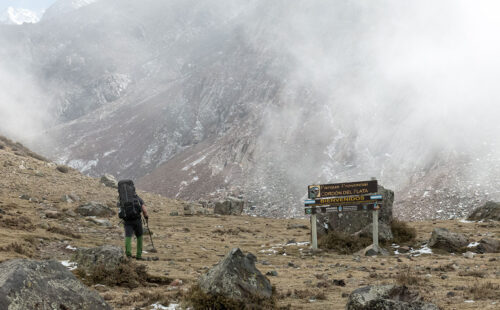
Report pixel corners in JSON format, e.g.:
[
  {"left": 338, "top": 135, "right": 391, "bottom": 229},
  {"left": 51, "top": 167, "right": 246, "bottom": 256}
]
[
  {"left": 214, "top": 197, "right": 245, "bottom": 215},
  {"left": 428, "top": 228, "right": 468, "bottom": 253},
  {"left": 317, "top": 185, "right": 394, "bottom": 237},
  {"left": 0, "top": 259, "right": 111, "bottom": 310},
  {"left": 19, "top": 194, "right": 30, "bottom": 200},
  {"left": 462, "top": 251, "right": 475, "bottom": 259},
  {"left": 346, "top": 285, "right": 439, "bottom": 310},
  {"left": 199, "top": 248, "right": 272, "bottom": 302},
  {"left": 100, "top": 174, "right": 118, "bottom": 188},
  {"left": 72, "top": 245, "right": 126, "bottom": 272},
  {"left": 357, "top": 222, "right": 394, "bottom": 242},
  {"left": 467, "top": 201, "right": 500, "bottom": 221},
  {"left": 476, "top": 238, "right": 500, "bottom": 253},
  {"left": 359, "top": 244, "right": 389, "bottom": 257},
  {"left": 88, "top": 218, "right": 112, "bottom": 227},
  {"left": 169, "top": 211, "right": 179, "bottom": 216},
  {"left": 61, "top": 194, "right": 74, "bottom": 203},
  {"left": 76, "top": 202, "right": 114, "bottom": 217}
]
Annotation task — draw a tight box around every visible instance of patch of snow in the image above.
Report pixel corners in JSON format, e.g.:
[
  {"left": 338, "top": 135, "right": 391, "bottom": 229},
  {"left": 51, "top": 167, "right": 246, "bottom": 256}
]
[
  {"left": 182, "top": 155, "right": 206, "bottom": 171},
  {"left": 459, "top": 219, "right": 475, "bottom": 223},
  {"left": 103, "top": 149, "right": 117, "bottom": 157},
  {"left": 60, "top": 260, "right": 77, "bottom": 271},
  {"left": 151, "top": 303, "right": 179, "bottom": 310},
  {"left": 410, "top": 244, "right": 432, "bottom": 256},
  {"left": 68, "top": 159, "right": 98, "bottom": 172},
  {"left": 65, "top": 245, "right": 77, "bottom": 251},
  {"left": 1, "top": 7, "right": 40, "bottom": 25},
  {"left": 467, "top": 242, "right": 479, "bottom": 248},
  {"left": 464, "top": 300, "right": 475, "bottom": 303}
]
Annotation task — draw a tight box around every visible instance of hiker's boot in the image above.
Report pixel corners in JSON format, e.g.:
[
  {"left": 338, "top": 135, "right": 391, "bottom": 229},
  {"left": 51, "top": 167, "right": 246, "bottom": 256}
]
[
  {"left": 136, "top": 235, "right": 143, "bottom": 259},
  {"left": 125, "top": 237, "right": 132, "bottom": 258}
]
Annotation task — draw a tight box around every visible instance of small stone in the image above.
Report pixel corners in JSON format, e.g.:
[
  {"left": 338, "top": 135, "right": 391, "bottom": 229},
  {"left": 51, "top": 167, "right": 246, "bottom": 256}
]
[
  {"left": 447, "top": 292, "right": 456, "bottom": 297},
  {"left": 170, "top": 279, "right": 183, "bottom": 286},
  {"left": 261, "top": 260, "right": 271, "bottom": 266},
  {"left": 333, "top": 279, "right": 346, "bottom": 287},
  {"left": 441, "top": 275, "right": 448, "bottom": 280},
  {"left": 342, "top": 292, "right": 349, "bottom": 298},
  {"left": 489, "top": 257, "right": 497, "bottom": 262},
  {"left": 19, "top": 194, "right": 30, "bottom": 200},
  {"left": 266, "top": 270, "right": 278, "bottom": 277},
  {"left": 169, "top": 211, "right": 179, "bottom": 216},
  {"left": 463, "top": 251, "right": 475, "bottom": 259}
]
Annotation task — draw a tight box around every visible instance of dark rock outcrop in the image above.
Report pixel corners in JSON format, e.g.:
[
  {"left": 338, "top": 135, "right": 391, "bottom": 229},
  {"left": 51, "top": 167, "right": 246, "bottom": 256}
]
[
  {"left": 72, "top": 245, "right": 126, "bottom": 272},
  {"left": 428, "top": 228, "right": 468, "bottom": 253},
  {"left": 346, "top": 285, "right": 439, "bottom": 310},
  {"left": 76, "top": 202, "right": 114, "bottom": 217},
  {"left": 199, "top": 248, "right": 272, "bottom": 302},
  {"left": 468, "top": 201, "right": 500, "bottom": 221},
  {"left": 317, "top": 185, "right": 394, "bottom": 237},
  {"left": 0, "top": 259, "right": 111, "bottom": 310},
  {"left": 214, "top": 197, "right": 244, "bottom": 215},
  {"left": 476, "top": 238, "right": 500, "bottom": 253}
]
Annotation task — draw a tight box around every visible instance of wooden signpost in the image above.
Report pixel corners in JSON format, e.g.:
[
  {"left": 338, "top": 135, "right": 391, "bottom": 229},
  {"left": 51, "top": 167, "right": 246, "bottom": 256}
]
[{"left": 305, "top": 180, "right": 382, "bottom": 251}]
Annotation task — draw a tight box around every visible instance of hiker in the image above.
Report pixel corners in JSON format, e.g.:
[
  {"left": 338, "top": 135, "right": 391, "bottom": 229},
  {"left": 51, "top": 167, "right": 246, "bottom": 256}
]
[{"left": 118, "top": 180, "right": 149, "bottom": 260}]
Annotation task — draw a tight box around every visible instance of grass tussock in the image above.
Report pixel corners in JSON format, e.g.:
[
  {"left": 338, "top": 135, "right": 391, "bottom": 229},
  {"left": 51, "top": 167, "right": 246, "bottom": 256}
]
[
  {"left": 458, "top": 270, "right": 486, "bottom": 278},
  {"left": 318, "top": 231, "right": 371, "bottom": 254},
  {"left": 468, "top": 281, "right": 500, "bottom": 300},
  {"left": 0, "top": 216, "right": 36, "bottom": 231},
  {"left": 391, "top": 220, "right": 417, "bottom": 244},
  {"left": 0, "top": 242, "right": 33, "bottom": 257},
  {"left": 74, "top": 260, "right": 171, "bottom": 289},
  {"left": 47, "top": 226, "right": 82, "bottom": 239},
  {"left": 395, "top": 266, "right": 427, "bottom": 286},
  {"left": 183, "top": 284, "right": 279, "bottom": 310},
  {"left": 114, "top": 289, "right": 179, "bottom": 308}
]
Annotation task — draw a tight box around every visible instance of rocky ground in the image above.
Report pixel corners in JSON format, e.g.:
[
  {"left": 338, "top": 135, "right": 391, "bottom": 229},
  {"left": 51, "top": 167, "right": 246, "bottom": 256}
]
[{"left": 0, "top": 137, "right": 499, "bottom": 309}]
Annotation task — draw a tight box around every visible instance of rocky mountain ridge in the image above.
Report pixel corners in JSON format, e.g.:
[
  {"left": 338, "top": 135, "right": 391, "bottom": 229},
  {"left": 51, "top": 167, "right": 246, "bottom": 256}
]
[{"left": 1, "top": 0, "right": 499, "bottom": 219}]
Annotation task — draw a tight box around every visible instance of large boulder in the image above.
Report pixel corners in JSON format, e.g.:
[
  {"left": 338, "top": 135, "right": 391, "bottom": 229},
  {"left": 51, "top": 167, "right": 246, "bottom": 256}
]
[
  {"left": 356, "top": 222, "right": 394, "bottom": 242},
  {"left": 76, "top": 202, "right": 114, "bottom": 217},
  {"left": 72, "top": 245, "right": 126, "bottom": 272},
  {"left": 476, "top": 238, "right": 500, "bottom": 253},
  {"left": 199, "top": 248, "right": 272, "bottom": 302},
  {"left": 0, "top": 259, "right": 111, "bottom": 310},
  {"left": 317, "top": 185, "right": 394, "bottom": 237},
  {"left": 467, "top": 201, "right": 500, "bottom": 221},
  {"left": 428, "top": 228, "right": 468, "bottom": 253},
  {"left": 100, "top": 174, "right": 118, "bottom": 188},
  {"left": 214, "top": 197, "right": 244, "bottom": 215},
  {"left": 346, "top": 285, "right": 439, "bottom": 310}
]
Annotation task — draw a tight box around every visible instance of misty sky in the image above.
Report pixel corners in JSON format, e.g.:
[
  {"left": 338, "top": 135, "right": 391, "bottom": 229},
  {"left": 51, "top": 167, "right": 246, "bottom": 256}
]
[{"left": 0, "top": 0, "right": 56, "bottom": 12}]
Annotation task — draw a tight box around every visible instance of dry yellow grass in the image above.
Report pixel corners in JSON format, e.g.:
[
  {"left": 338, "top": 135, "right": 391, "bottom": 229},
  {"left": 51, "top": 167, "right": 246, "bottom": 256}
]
[{"left": 0, "top": 142, "right": 499, "bottom": 309}]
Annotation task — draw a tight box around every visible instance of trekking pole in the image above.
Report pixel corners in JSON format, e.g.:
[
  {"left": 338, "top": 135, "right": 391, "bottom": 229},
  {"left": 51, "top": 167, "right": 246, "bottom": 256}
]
[{"left": 144, "top": 216, "right": 157, "bottom": 253}]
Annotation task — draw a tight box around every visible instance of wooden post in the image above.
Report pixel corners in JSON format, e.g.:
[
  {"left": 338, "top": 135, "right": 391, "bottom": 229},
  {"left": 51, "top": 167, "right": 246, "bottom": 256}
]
[
  {"left": 372, "top": 208, "right": 379, "bottom": 252},
  {"left": 311, "top": 212, "right": 318, "bottom": 250}
]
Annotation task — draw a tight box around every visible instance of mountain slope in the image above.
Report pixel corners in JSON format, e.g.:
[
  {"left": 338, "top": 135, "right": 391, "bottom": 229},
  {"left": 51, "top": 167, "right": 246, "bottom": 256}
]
[{"left": 1, "top": 0, "right": 499, "bottom": 219}]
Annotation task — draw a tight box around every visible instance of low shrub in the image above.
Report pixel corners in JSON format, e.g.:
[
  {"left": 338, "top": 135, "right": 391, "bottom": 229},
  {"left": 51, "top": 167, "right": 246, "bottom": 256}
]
[
  {"left": 391, "top": 220, "right": 417, "bottom": 244},
  {"left": 47, "top": 226, "right": 82, "bottom": 239},
  {"left": 318, "top": 231, "right": 371, "bottom": 254},
  {"left": 468, "top": 281, "right": 500, "bottom": 300},
  {"left": 395, "top": 266, "right": 426, "bottom": 286}
]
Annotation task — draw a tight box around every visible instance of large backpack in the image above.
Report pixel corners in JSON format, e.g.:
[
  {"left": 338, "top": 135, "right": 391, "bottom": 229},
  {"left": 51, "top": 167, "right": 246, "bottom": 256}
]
[{"left": 118, "top": 180, "right": 142, "bottom": 220}]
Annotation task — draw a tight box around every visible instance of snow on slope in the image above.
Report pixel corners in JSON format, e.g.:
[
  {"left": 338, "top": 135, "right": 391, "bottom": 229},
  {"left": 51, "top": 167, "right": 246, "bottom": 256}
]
[
  {"left": 43, "top": 0, "right": 98, "bottom": 20},
  {"left": 0, "top": 7, "right": 40, "bottom": 25}
]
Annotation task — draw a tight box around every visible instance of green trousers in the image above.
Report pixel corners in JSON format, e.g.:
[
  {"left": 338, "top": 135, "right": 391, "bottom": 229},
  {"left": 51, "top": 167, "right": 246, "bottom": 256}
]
[{"left": 125, "top": 235, "right": 143, "bottom": 258}]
